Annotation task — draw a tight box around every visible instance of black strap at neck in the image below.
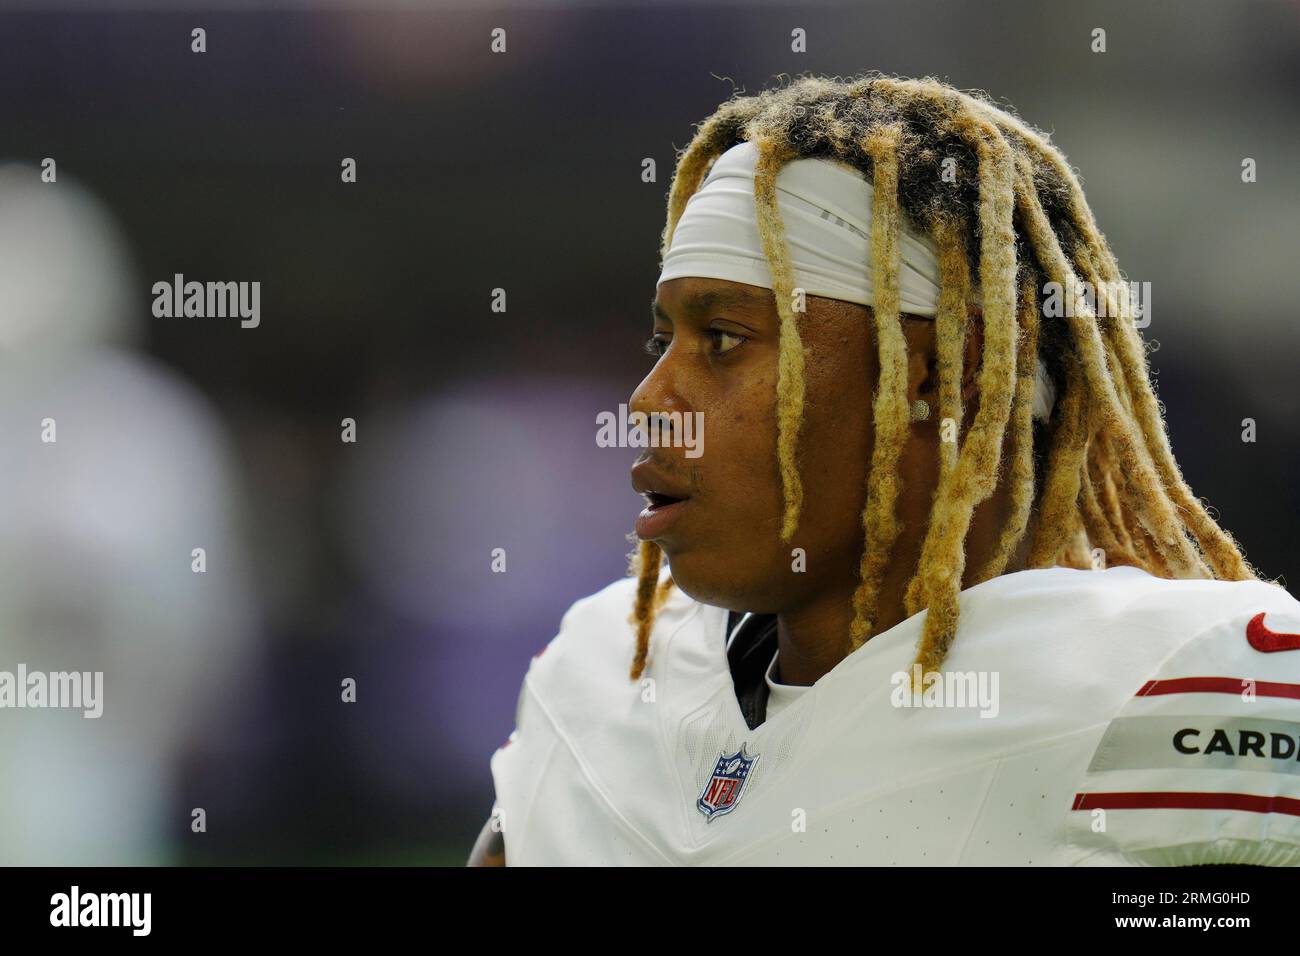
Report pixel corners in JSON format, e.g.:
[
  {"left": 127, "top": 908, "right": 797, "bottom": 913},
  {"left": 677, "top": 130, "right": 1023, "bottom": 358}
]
[{"left": 725, "top": 610, "right": 779, "bottom": 731}]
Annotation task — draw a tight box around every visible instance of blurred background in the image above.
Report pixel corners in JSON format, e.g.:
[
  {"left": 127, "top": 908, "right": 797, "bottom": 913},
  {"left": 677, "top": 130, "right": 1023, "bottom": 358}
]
[{"left": 0, "top": 0, "right": 1297, "bottom": 865}]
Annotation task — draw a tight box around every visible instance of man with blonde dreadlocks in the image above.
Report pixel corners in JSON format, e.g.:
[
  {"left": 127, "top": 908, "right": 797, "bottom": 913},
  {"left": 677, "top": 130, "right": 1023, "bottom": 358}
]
[{"left": 470, "top": 74, "right": 1300, "bottom": 867}]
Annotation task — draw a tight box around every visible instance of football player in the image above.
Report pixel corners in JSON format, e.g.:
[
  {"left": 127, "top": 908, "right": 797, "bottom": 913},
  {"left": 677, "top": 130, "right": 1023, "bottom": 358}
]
[{"left": 469, "top": 74, "right": 1300, "bottom": 866}]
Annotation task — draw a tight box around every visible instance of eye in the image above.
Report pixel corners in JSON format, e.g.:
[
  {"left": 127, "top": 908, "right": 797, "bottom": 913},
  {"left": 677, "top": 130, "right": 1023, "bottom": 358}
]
[
  {"left": 708, "top": 329, "right": 747, "bottom": 355},
  {"left": 644, "top": 329, "right": 746, "bottom": 359},
  {"left": 644, "top": 333, "right": 670, "bottom": 358}
]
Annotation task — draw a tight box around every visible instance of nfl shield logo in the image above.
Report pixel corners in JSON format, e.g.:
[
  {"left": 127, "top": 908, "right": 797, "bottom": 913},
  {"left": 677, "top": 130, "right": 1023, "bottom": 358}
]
[{"left": 697, "top": 745, "right": 759, "bottom": 821}]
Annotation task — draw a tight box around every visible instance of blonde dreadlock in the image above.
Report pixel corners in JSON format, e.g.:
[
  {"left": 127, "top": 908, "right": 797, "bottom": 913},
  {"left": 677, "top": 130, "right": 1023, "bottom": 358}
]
[{"left": 627, "top": 73, "right": 1257, "bottom": 682}]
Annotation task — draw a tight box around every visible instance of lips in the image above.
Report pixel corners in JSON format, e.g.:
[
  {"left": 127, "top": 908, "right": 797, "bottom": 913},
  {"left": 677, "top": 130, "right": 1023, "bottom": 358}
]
[{"left": 631, "top": 459, "right": 694, "bottom": 540}]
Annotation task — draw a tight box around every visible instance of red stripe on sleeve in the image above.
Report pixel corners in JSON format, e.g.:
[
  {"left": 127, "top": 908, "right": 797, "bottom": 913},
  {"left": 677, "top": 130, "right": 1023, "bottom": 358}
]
[
  {"left": 1072, "top": 791, "right": 1300, "bottom": 817},
  {"left": 1135, "top": 677, "right": 1300, "bottom": 700}
]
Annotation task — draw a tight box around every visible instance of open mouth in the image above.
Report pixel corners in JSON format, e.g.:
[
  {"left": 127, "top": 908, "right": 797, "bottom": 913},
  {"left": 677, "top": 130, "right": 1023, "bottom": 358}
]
[
  {"left": 644, "top": 491, "right": 687, "bottom": 510},
  {"left": 630, "top": 459, "right": 694, "bottom": 540}
]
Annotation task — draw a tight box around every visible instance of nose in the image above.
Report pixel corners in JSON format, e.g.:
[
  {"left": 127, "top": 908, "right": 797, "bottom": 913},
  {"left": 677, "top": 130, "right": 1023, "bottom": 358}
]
[{"left": 628, "top": 350, "right": 690, "bottom": 443}]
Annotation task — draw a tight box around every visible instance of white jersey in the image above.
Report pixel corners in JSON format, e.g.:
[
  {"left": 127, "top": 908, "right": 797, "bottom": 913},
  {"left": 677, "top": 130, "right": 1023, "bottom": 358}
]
[{"left": 489, "top": 565, "right": 1300, "bottom": 866}]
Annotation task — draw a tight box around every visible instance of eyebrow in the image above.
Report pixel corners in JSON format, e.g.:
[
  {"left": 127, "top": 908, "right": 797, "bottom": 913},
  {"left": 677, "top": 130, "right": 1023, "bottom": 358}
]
[{"left": 650, "top": 287, "right": 769, "bottom": 324}]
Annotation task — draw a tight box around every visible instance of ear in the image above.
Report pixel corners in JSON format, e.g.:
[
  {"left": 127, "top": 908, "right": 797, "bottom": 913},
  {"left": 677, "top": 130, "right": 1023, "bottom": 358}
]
[{"left": 903, "top": 306, "right": 984, "bottom": 406}]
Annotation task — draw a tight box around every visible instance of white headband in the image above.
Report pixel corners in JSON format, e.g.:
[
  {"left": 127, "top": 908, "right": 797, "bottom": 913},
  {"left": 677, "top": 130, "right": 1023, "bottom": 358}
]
[{"left": 657, "top": 140, "right": 1055, "bottom": 422}]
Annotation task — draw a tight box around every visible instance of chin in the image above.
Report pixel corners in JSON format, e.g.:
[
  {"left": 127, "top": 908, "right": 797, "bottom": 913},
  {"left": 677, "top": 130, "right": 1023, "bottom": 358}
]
[{"left": 663, "top": 549, "right": 783, "bottom": 615}]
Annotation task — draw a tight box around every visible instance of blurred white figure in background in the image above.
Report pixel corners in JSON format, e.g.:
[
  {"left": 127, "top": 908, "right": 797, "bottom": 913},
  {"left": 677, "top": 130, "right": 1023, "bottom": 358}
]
[{"left": 0, "top": 164, "right": 258, "bottom": 864}]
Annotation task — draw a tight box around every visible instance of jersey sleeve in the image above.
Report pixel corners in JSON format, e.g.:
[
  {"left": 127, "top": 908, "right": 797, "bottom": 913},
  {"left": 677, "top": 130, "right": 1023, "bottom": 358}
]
[
  {"left": 485, "top": 575, "right": 645, "bottom": 865},
  {"left": 1066, "top": 583, "right": 1300, "bottom": 866},
  {"left": 487, "top": 614, "right": 567, "bottom": 867}
]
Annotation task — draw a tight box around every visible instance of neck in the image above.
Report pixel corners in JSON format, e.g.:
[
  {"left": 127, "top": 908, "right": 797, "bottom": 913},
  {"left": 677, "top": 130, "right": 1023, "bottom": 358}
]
[
  {"left": 773, "top": 509, "right": 1039, "bottom": 687},
  {"left": 774, "top": 561, "right": 912, "bottom": 687}
]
